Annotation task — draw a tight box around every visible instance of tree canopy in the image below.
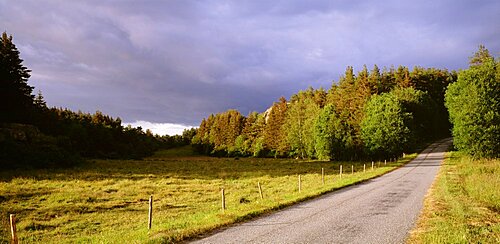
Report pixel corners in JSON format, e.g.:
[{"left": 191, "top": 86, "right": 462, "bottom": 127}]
[
  {"left": 194, "top": 62, "right": 457, "bottom": 159},
  {"left": 445, "top": 46, "right": 499, "bottom": 158}
]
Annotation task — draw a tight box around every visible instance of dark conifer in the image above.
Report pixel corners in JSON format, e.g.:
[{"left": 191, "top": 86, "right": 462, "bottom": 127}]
[{"left": 0, "top": 32, "right": 34, "bottom": 123}]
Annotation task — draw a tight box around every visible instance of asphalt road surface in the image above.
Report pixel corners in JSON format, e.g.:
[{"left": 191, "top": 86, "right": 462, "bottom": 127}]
[{"left": 192, "top": 139, "right": 452, "bottom": 244}]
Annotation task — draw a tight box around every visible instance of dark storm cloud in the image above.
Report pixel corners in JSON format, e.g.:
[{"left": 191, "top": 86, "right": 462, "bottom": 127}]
[{"left": 1, "top": 0, "right": 499, "bottom": 127}]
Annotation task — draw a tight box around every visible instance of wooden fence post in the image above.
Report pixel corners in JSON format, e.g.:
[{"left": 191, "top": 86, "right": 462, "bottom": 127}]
[
  {"left": 363, "top": 164, "right": 366, "bottom": 173},
  {"left": 258, "top": 182, "right": 263, "bottom": 200},
  {"left": 148, "top": 196, "right": 153, "bottom": 230},
  {"left": 10, "top": 214, "right": 18, "bottom": 244},
  {"left": 351, "top": 165, "right": 354, "bottom": 174},
  {"left": 340, "top": 165, "right": 343, "bottom": 178},
  {"left": 221, "top": 188, "right": 226, "bottom": 213},
  {"left": 371, "top": 161, "right": 374, "bottom": 170}
]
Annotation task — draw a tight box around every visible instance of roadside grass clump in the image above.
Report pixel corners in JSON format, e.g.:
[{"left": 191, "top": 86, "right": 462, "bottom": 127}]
[
  {"left": 408, "top": 152, "right": 500, "bottom": 243},
  {"left": 1, "top": 146, "right": 415, "bottom": 243}
]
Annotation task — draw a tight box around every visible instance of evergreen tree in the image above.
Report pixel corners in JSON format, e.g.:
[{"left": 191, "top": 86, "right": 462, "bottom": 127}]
[
  {"left": 0, "top": 32, "right": 34, "bottom": 123},
  {"left": 368, "top": 64, "right": 381, "bottom": 94},
  {"left": 34, "top": 90, "right": 47, "bottom": 109},
  {"left": 395, "top": 65, "right": 412, "bottom": 88}
]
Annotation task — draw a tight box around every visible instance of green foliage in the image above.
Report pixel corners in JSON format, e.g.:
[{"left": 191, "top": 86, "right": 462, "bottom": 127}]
[
  {"left": 361, "top": 92, "right": 412, "bottom": 158},
  {"left": 194, "top": 57, "right": 457, "bottom": 159},
  {"left": 313, "top": 105, "right": 334, "bottom": 160},
  {"left": 284, "top": 95, "right": 320, "bottom": 158},
  {"left": 314, "top": 104, "right": 355, "bottom": 161},
  {"left": 445, "top": 47, "right": 500, "bottom": 158},
  {"left": 392, "top": 87, "right": 442, "bottom": 143}
]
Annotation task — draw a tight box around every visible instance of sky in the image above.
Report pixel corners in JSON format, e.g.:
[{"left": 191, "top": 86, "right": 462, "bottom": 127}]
[{"left": 1, "top": 0, "right": 499, "bottom": 135}]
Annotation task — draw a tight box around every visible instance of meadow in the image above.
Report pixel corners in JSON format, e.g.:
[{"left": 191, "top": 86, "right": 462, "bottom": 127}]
[
  {"left": 408, "top": 152, "right": 500, "bottom": 243},
  {"left": 1, "top": 146, "right": 414, "bottom": 243}
]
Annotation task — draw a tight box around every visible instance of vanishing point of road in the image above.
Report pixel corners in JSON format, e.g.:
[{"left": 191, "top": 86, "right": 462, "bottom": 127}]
[{"left": 192, "top": 139, "right": 452, "bottom": 244}]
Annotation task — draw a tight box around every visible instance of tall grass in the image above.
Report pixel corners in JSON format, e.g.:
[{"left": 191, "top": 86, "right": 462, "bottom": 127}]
[
  {"left": 408, "top": 152, "right": 500, "bottom": 243},
  {"left": 1, "top": 146, "right": 414, "bottom": 243}
]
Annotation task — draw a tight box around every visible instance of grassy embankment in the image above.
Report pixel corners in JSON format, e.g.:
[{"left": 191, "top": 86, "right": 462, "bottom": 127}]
[
  {"left": 408, "top": 151, "right": 499, "bottom": 243},
  {"left": 1, "top": 146, "right": 415, "bottom": 243}
]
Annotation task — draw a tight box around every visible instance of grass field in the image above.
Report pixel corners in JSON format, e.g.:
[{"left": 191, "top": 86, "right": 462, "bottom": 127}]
[
  {"left": 408, "top": 152, "right": 500, "bottom": 243},
  {"left": 1, "top": 146, "right": 414, "bottom": 243}
]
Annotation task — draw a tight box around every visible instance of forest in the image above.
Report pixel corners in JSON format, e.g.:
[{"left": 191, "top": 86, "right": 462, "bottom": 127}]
[
  {"left": 2, "top": 30, "right": 498, "bottom": 170},
  {"left": 193, "top": 65, "right": 455, "bottom": 160},
  {"left": 193, "top": 46, "right": 499, "bottom": 160},
  {"left": 0, "top": 32, "right": 196, "bottom": 169}
]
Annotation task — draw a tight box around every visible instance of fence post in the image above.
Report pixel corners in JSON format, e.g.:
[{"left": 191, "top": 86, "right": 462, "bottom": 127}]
[
  {"left": 10, "top": 214, "right": 18, "bottom": 244},
  {"left": 221, "top": 188, "right": 226, "bottom": 213},
  {"left": 371, "top": 161, "right": 374, "bottom": 170},
  {"left": 384, "top": 159, "right": 386, "bottom": 166},
  {"left": 351, "top": 165, "right": 354, "bottom": 174},
  {"left": 340, "top": 165, "right": 343, "bottom": 178},
  {"left": 258, "top": 182, "right": 263, "bottom": 199},
  {"left": 148, "top": 196, "right": 153, "bottom": 230},
  {"left": 363, "top": 164, "right": 366, "bottom": 173}
]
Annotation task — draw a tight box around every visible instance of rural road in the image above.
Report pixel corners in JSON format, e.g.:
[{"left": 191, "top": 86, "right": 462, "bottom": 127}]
[{"left": 192, "top": 139, "right": 452, "bottom": 244}]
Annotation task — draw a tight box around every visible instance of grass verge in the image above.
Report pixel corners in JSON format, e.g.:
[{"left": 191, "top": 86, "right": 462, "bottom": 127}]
[
  {"left": 407, "top": 151, "right": 500, "bottom": 243},
  {"left": 1, "top": 146, "right": 416, "bottom": 243}
]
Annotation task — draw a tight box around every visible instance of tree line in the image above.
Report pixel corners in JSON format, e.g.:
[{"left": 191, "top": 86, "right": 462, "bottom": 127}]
[
  {"left": 193, "top": 46, "right": 499, "bottom": 160},
  {"left": 193, "top": 64, "right": 455, "bottom": 160},
  {"left": 0, "top": 32, "right": 196, "bottom": 169}
]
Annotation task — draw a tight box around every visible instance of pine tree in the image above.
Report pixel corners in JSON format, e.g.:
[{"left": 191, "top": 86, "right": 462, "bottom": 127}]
[
  {"left": 34, "top": 90, "right": 47, "bottom": 109},
  {"left": 395, "top": 65, "right": 413, "bottom": 88},
  {"left": 0, "top": 32, "right": 34, "bottom": 123},
  {"left": 368, "top": 64, "right": 381, "bottom": 94}
]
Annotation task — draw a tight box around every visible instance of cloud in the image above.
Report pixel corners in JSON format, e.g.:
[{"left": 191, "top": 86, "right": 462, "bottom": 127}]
[
  {"left": 1, "top": 0, "right": 499, "bottom": 126},
  {"left": 126, "top": 121, "right": 194, "bottom": 136}
]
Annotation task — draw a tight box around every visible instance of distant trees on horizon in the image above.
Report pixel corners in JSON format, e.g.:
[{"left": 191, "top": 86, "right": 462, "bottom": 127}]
[{"left": 0, "top": 31, "right": 195, "bottom": 169}]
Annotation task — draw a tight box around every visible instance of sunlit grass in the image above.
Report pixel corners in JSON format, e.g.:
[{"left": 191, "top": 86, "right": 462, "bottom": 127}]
[
  {"left": 0, "top": 146, "right": 415, "bottom": 243},
  {"left": 408, "top": 152, "right": 500, "bottom": 243}
]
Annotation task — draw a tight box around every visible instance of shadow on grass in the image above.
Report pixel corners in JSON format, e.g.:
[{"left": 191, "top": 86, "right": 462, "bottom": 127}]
[
  {"left": 0, "top": 157, "right": 367, "bottom": 182},
  {"left": 0, "top": 139, "right": 452, "bottom": 182}
]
